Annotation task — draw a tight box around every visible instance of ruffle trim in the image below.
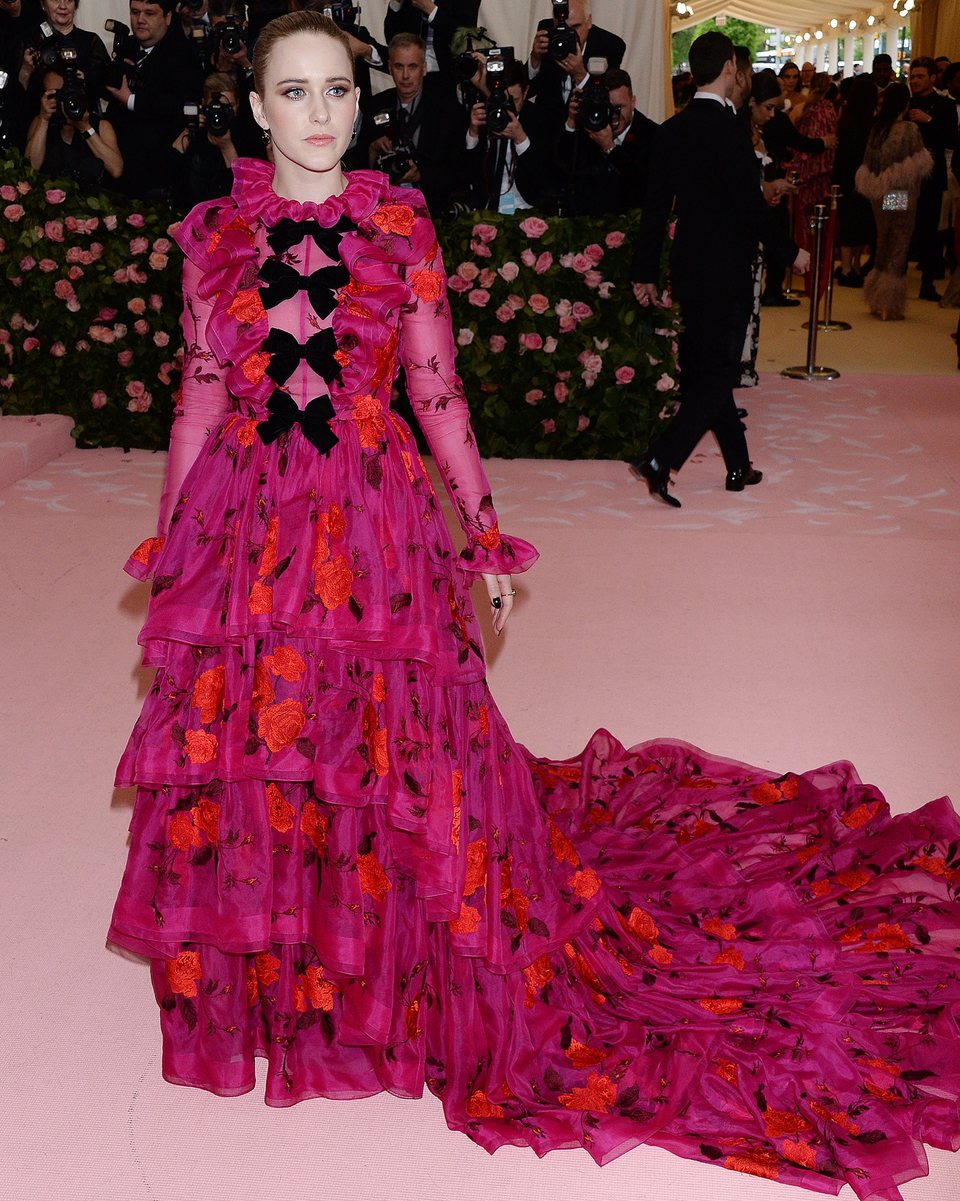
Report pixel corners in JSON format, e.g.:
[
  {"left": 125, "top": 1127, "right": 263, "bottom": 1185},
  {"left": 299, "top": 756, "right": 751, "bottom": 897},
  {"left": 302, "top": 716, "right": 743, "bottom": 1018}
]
[{"left": 459, "top": 532, "right": 540, "bottom": 576}]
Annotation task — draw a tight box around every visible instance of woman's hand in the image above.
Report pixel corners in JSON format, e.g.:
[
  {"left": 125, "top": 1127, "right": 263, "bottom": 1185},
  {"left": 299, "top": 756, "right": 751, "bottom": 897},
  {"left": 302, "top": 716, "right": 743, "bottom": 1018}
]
[{"left": 481, "top": 573, "right": 515, "bottom": 636}]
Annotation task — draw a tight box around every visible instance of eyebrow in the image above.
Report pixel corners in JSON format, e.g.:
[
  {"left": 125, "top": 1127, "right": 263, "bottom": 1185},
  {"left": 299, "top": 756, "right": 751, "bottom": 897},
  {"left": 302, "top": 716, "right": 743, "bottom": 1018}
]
[{"left": 275, "top": 76, "right": 353, "bottom": 85}]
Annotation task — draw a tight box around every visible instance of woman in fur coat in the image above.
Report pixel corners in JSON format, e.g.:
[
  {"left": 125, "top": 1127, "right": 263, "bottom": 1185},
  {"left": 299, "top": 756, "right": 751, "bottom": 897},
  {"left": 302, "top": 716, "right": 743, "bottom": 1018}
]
[{"left": 855, "top": 82, "right": 933, "bottom": 320}]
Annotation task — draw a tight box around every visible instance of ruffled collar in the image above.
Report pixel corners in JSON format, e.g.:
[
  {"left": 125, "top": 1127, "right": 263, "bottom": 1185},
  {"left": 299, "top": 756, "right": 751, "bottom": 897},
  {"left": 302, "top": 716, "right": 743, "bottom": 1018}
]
[{"left": 231, "top": 158, "right": 390, "bottom": 228}]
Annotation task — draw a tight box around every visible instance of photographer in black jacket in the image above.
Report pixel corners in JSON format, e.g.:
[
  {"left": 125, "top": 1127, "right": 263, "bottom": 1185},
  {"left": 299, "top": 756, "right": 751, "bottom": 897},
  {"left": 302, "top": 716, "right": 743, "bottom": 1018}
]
[
  {"left": 557, "top": 65, "right": 657, "bottom": 215},
  {"left": 383, "top": 0, "right": 479, "bottom": 77},
  {"left": 25, "top": 60, "right": 122, "bottom": 186},
  {"left": 528, "top": 0, "right": 624, "bottom": 124}
]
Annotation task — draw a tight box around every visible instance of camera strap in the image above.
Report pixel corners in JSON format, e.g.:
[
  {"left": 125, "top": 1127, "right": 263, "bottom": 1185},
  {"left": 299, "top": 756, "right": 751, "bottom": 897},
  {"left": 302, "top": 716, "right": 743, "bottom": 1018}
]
[{"left": 395, "top": 97, "right": 425, "bottom": 146}]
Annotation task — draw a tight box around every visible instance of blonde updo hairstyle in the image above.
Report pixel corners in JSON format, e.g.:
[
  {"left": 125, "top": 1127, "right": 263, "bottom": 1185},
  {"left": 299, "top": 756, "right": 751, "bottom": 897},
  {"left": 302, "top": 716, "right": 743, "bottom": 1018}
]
[{"left": 252, "top": 9, "right": 355, "bottom": 97}]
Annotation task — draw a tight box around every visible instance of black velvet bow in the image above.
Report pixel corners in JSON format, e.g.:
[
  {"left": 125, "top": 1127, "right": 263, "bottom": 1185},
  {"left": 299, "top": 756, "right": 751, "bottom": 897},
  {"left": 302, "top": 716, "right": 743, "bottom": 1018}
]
[
  {"left": 257, "top": 257, "right": 350, "bottom": 318},
  {"left": 255, "top": 390, "right": 339, "bottom": 455},
  {"left": 265, "top": 215, "right": 357, "bottom": 257},
  {"left": 262, "top": 327, "right": 343, "bottom": 387}
]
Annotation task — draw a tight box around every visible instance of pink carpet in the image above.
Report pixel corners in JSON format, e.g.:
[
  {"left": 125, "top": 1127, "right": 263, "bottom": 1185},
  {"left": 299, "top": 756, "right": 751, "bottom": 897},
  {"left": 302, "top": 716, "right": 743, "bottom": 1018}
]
[{"left": 2, "top": 370, "right": 958, "bottom": 1200}]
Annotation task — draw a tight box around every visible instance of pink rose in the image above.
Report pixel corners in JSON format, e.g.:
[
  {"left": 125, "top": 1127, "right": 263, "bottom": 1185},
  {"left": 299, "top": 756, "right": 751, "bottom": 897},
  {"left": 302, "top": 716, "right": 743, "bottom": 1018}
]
[
  {"left": 113, "top": 267, "right": 130, "bottom": 284},
  {"left": 659, "top": 291, "right": 673, "bottom": 309},
  {"left": 44, "top": 220, "right": 65, "bottom": 242},
  {"left": 9, "top": 314, "right": 25, "bottom": 330},
  {"left": 448, "top": 274, "right": 471, "bottom": 293},
  {"left": 478, "top": 268, "right": 496, "bottom": 288},
  {"left": 520, "top": 332, "right": 543, "bottom": 351},
  {"left": 554, "top": 298, "right": 573, "bottom": 318},
  {"left": 126, "top": 380, "right": 145, "bottom": 398},
  {"left": 557, "top": 371, "right": 571, "bottom": 381},
  {"left": 153, "top": 331, "right": 170, "bottom": 347},
  {"left": 127, "top": 392, "right": 153, "bottom": 413},
  {"left": 520, "top": 248, "right": 536, "bottom": 267},
  {"left": 0, "top": 185, "right": 17, "bottom": 201},
  {"left": 127, "top": 213, "right": 146, "bottom": 228},
  {"left": 559, "top": 316, "right": 577, "bottom": 334},
  {"left": 506, "top": 294, "right": 524, "bottom": 311},
  {"left": 67, "top": 300, "right": 81, "bottom": 313},
  {"left": 470, "top": 239, "right": 493, "bottom": 259},
  {"left": 559, "top": 252, "right": 574, "bottom": 268},
  {"left": 495, "top": 304, "right": 515, "bottom": 324},
  {"left": 467, "top": 288, "right": 491, "bottom": 307},
  {"left": 113, "top": 323, "right": 128, "bottom": 338},
  {"left": 598, "top": 281, "right": 613, "bottom": 299},
  {"left": 577, "top": 415, "right": 590, "bottom": 432},
  {"left": 148, "top": 252, "right": 168, "bottom": 271},
  {"left": 23, "top": 337, "right": 40, "bottom": 352},
  {"left": 656, "top": 374, "right": 676, "bottom": 392},
  {"left": 528, "top": 293, "right": 550, "bottom": 315},
  {"left": 543, "top": 336, "right": 558, "bottom": 354},
  {"left": 534, "top": 252, "right": 553, "bottom": 275},
  {"left": 117, "top": 350, "right": 134, "bottom": 366},
  {"left": 605, "top": 230, "right": 625, "bottom": 248},
  {"left": 19, "top": 256, "right": 36, "bottom": 271},
  {"left": 584, "top": 243, "right": 604, "bottom": 263},
  {"left": 571, "top": 301, "right": 593, "bottom": 321},
  {"left": 541, "top": 418, "right": 556, "bottom": 434},
  {"left": 91, "top": 391, "right": 108, "bottom": 409},
  {"left": 75, "top": 340, "right": 90, "bottom": 351},
  {"left": 83, "top": 217, "right": 99, "bottom": 233},
  {"left": 584, "top": 270, "right": 602, "bottom": 289},
  {"left": 50, "top": 341, "right": 66, "bottom": 358},
  {"left": 98, "top": 308, "right": 118, "bottom": 322},
  {"left": 65, "top": 216, "right": 80, "bottom": 233},
  {"left": 65, "top": 247, "right": 84, "bottom": 263},
  {"left": 615, "top": 366, "right": 635, "bottom": 385},
  {"left": 671, "top": 340, "right": 679, "bottom": 356},
  {"left": 472, "top": 222, "right": 498, "bottom": 243},
  {"left": 152, "top": 237, "right": 171, "bottom": 253},
  {"left": 525, "top": 389, "right": 544, "bottom": 405},
  {"left": 647, "top": 354, "right": 659, "bottom": 366},
  {"left": 54, "top": 280, "right": 75, "bottom": 301},
  {"left": 67, "top": 265, "right": 83, "bottom": 281},
  {"left": 571, "top": 254, "right": 592, "bottom": 274},
  {"left": 88, "top": 325, "right": 115, "bottom": 344},
  {"left": 456, "top": 328, "right": 475, "bottom": 347},
  {"left": 581, "top": 370, "right": 598, "bottom": 388},
  {"left": 579, "top": 352, "right": 602, "bottom": 373},
  {"left": 88, "top": 243, "right": 103, "bottom": 260},
  {"left": 128, "top": 297, "right": 146, "bottom": 315},
  {"left": 498, "top": 260, "right": 519, "bottom": 282},
  {"left": 457, "top": 261, "right": 480, "bottom": 282},
  {"left": 134, "top": 319, "right": 149, "bottom": 335},
  {"left": 157, "top": 364, "right": 172, "bottom": 385},
  {"left": 519, "top": 216, "right": 549, "bottom": 239},
  {"left": 488, "top": 335, "right": 507, "bottom": 353},
  {"left": 4, "top": 205, "right": 25, "bottom": 222},
  {"left": 104, "top": 215, "right": 118, "bottom": 231},
  {"left": 149, "top": 295, "right": 163, "bottom": 311},
  {"left": 38, "top": 259, "right": 57, "bottom": 272},
  {"left": 129, "top": 236, "right": 149, "bottom": 255},
  {"left": 654, "top": 327, "right": 672, "bottom": 337},
  {"left": 554, "top": 382, "right": 568, "bottom": 404},
  {"left": 16, "top": 181, "right": 30, "bottom": 195}
]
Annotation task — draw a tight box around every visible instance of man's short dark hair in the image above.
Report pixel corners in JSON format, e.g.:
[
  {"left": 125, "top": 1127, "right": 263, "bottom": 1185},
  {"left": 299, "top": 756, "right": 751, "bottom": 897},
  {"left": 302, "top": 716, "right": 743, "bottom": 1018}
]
[
  {"left": 734, "top": 44, "right": 752, "bottom": 72},
  {"left": 389, "top": 32, "right": 426, "bottom": 58},
  {"left": 502, "top": 60, "right": 530, "bottom": 91},
  {"left": 133, "top": 0, "right": 176, "bottom": 13},
  {"left": 942, "top": 62, "right": 960, "bottom": 87},
  {"left": 873, "top": 53, "right": 892, "bottom": 66},
  {"left": 910, "top": 56, "right": 936, "bottom": 74},
  {"left": 209, "top": 0, "right": 246, "bottom": 18},
  {"left": 602, "top": 67, "right": 632, "bottom": 94},
  {"left": 689, "top": 31, "right": 734, "bottom": 87}
]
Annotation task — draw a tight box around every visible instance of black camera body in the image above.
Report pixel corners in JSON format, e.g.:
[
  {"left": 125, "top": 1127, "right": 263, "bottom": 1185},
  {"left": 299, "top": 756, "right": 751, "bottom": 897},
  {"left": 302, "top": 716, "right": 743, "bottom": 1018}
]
[
  {"left": 579, "top": 59, "right": 612, "bottom": 133},
  {"left": 483, "top": 50, "right": 515, "bottom": 135},
  {"left": 212, "top": 17, "right": 246, "bottom": 58},
  {"left": 104, "top": 19, "right": 140, "bottom": 90},
  {"left": 548, "top": 1, "right": 578, "bottom": 61},
  {"left": 373, "top": 110, "right": 416, "bottom": 181},
  {"left": 204, "top": 92, "right": 233, "bottom": 137},
  {"left": 315, "top": 2, "right": 359, "bottom": 26},
  {"left": 54, "top": 59, "right": 87, "bottom": 123}
]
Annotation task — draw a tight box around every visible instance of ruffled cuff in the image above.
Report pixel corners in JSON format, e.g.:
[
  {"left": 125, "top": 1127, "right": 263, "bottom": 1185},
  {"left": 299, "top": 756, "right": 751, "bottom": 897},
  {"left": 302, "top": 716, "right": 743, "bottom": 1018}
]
[
  {"left": 124, "top": 535, "right": 166, "bottom": 581},
  {"left": 458, "top": 528, "right": 539, "bottom": 575}
]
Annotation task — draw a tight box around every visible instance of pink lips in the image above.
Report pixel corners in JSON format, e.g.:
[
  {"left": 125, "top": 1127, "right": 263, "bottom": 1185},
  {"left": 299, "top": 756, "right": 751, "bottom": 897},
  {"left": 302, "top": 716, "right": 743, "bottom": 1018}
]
[{"left": 306, "top": 135, "right": 335, "bottom": 146}]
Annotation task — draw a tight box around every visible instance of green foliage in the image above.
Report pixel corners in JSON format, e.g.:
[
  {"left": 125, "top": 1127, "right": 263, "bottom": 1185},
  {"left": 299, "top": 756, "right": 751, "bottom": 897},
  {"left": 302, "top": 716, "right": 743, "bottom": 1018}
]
[
  {"left": 435, "top": 210, "right": 680, "bottom": 461},
  {"left": 673, "top": 17, "right": 767, "bottom": 69},
  {"left": 0, "top": 150, "right": 183, "bottom": 450}
]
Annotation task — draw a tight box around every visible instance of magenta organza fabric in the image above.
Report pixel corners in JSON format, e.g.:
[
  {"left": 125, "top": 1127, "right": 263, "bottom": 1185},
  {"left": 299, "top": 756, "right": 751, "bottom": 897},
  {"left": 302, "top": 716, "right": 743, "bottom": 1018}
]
[{"left": 108, "top": 161, "right": 960, "bottom": 1201}]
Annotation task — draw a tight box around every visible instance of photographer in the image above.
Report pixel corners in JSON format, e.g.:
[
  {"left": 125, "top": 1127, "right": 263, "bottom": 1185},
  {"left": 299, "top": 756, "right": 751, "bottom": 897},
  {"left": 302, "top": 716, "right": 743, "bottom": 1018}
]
[
  {"left": 167, "top": 69, "right": 237, "bottom": 207},
  {"left": 17, "top": 0, "right": 109, "bottom": 111},
  {"left": 464, "top": 56, "right": 553, "bottom": 212},
  {"left": 557, "top": 65, "right": 656, "bottom": 215},
  {"left": 383, "top": 0, "right": 479, "bottom": 77},
  {"left": 104, "top": 0, "right": 203, "bottom": 199},
  {"left": 304, "top": 0, "right": 389, "bottom": 115},
  {"left": 528, "top": 0, "right": 624, "bottom": 122},
  {"left": 25, "top": 62, "right": 122, "bottom": 187},
  {"left": 362, "top": 31, "right": 464, "bottom": 214}
]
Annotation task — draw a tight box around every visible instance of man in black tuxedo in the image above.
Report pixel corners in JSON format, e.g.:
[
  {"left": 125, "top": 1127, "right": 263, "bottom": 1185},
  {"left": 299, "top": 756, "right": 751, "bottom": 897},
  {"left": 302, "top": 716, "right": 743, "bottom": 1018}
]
[
  {"left": 629, "top": 31, "right": 767, "bottom": 507},
  {"left": 383, "top": 0, "right": 479, "bottom": 78},
  {"left": 527, "top": 0, "right": 625, "bottom": 124},
  {"left": 105, "top": 0, "right": 203, "bottom": 199},
  {"left": 362, "top": 32, "right": 464, "bottom": 214},
  {"left": 556, "top": 66, "right": 657, "bottom": 215}
]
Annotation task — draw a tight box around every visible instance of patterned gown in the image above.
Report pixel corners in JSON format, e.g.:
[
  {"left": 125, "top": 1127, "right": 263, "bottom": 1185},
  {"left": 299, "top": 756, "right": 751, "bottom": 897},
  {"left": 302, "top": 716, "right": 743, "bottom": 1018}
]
[{"left": 108, "top": 159, "right": 960, "bottom": 1201}]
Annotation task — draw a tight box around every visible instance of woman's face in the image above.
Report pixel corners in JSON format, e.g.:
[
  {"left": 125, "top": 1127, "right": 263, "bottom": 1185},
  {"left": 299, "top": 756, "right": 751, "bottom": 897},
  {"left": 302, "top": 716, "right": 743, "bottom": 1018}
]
[
  {"left": 43, "top": 0, "right": 76, "bottom": 31},
  {"left": 250, "top": 32, "right": 359, "bottom": 179},
  {"left": 750, "top": 96, "right": 779, "bottom": 127},
  {"left": 779, "top": 67, "right": 800, "bottom": 94}
]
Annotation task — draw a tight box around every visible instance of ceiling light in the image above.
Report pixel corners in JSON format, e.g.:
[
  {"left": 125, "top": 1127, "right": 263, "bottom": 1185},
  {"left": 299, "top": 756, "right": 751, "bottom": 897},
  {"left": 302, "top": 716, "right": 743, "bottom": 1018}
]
[
  {"left": 830, "top": 17, "right": 838, "bottom": 26},
  {"left": 815, "top": 29, "right": 823, "bottom": 38},
  {"left": 867, "top": 14, "right": 876, "bottom": 24},
  {"left": 803, "top": 31, "right": 811, "bottom": 40}
]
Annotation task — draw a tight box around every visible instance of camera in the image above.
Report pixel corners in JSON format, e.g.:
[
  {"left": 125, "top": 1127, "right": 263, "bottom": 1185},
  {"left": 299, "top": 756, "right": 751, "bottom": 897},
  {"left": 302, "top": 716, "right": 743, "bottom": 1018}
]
[
  {"left": 204, "top": 92, "right": 233, "bottom": 137},
  {"left": 373, "top": 110, "right": 416, "bottom": 182},
  {"left": 51, "top": 53, "right": 87, "bottom": 123},
  {"left": 315, "top": 2, "right": 359, "bottom": 25},
  {"left": 212, "top": 17, "right": 246, "bottom": 57},
  {"left": 579, "top": 57, "right": 612, "bottom": 133},
  {"left": 183, "top": 101, "right": 200, "bottom": 143},
  {"left": 483, "top": 50, "right": 515, "bottom": 134},
  {"left": 36, "top": 22, "right": 64, "bottom": 70},
  {"left": 549, "top": 1, "right": 578, "bottom": 61},
  {"left": 104, "top": 19, "right": 140, "bottom": 90}
]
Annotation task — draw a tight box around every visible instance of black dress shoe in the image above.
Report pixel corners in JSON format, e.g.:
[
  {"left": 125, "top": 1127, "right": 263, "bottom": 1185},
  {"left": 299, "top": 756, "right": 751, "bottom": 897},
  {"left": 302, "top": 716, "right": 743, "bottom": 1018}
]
[
  {"left": 919, "top": 283, "right": 941, "bottom": 302},
  {"left": 761, "top": 294, "right": 801, "bottom": 308},
  {"left": 629, "top": 457, "right": 681, "bottom": 508},
  {"left": 725, "top": 466, "right": 763, "bottom": 492}
]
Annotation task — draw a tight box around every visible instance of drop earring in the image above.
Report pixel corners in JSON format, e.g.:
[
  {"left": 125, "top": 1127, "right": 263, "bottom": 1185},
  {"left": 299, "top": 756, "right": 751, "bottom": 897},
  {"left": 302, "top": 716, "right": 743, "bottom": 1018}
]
[{"left": 261, "top": 127, "right": 272, "bottom": 145}]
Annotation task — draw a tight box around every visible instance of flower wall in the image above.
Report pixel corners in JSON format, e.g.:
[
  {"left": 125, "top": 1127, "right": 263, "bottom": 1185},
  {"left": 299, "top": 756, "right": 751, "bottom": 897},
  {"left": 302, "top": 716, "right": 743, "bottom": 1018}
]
[{"left": 1, "top": 152, "right": 679, "bottom": 459}]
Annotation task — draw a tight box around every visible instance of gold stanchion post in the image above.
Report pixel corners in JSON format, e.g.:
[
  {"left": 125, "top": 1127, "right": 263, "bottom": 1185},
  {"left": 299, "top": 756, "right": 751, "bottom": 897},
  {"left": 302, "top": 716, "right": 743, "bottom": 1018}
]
[{"left": 781, "top": 204, "right": 840, "bottom": 381}]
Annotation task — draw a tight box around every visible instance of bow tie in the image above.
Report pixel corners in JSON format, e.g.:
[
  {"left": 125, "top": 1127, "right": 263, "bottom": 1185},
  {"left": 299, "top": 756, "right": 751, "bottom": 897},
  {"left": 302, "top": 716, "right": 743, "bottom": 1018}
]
[
  {"left": 265, "top": 215, "right": 357, "bottom": 257},
  {"left": 256, "top": 390, "right": 339, "bottom": 455},
  {"left": 262, "top": 327, "right": 343, "bottom": 387},
  {"left": 258, "top": 258, "right": 350, "bottom": 319}
]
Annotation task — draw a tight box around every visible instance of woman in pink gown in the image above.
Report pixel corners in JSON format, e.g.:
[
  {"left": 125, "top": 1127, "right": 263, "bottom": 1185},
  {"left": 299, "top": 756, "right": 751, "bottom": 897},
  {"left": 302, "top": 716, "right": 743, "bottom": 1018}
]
[{"left": 108, "top": 14, "right": 960, "bottom": 1199}]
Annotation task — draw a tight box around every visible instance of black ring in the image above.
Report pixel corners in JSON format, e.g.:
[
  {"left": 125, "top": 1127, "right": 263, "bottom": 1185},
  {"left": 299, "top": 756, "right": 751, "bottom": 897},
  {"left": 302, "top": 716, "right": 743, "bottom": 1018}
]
[{"left": 491, "top": 597, "right": 502, "bottom": 609}]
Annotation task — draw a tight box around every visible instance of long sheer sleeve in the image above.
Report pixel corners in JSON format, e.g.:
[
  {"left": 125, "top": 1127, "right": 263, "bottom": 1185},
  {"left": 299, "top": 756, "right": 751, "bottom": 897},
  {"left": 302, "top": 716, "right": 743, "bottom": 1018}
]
[
  {"left": 397, "top": 232, "right": 538, "bottom": 576},
  {"left": 155, "top": 256, "right": 231, "bottom": 532}
]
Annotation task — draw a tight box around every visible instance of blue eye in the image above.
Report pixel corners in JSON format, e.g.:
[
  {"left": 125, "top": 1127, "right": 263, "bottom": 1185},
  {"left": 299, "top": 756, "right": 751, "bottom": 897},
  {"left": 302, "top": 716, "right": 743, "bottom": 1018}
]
[
  {"left": 283, "top": 88, "right": 305, "bottom": 99},
  {"left": 328, "top": 86, "right": 347, "bottom": 97}
]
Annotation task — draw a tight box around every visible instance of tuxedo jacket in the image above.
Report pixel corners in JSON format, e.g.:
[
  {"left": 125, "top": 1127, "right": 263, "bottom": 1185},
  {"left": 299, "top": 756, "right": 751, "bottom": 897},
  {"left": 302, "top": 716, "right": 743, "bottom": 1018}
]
[
  {"left": 105, "top": 30, "right": 203, "bottom": 198},
  {"left": 528, "top": 24, "right": 626, "bottom": 120},
  {"left": 631, "top": 97, "right": 764, "bottom": 304},
  {"left": 360, "top": 73, "right": 466, "bottom": 214},
  {"left": 464, "top": 92, "right": 555, "bottom": 210},
  {"left": 556, "top": 109, "right": 658, "bottom": 215},
  {"left": 383, "top": 0, "right": 480, "bottom": 77}
]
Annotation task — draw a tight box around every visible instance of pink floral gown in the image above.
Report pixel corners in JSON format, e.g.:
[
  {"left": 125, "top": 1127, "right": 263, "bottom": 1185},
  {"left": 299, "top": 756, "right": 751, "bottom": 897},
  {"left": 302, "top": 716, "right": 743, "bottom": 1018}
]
[{"left": 109, "top": 159, "right": 960, "bottom": 1200}]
